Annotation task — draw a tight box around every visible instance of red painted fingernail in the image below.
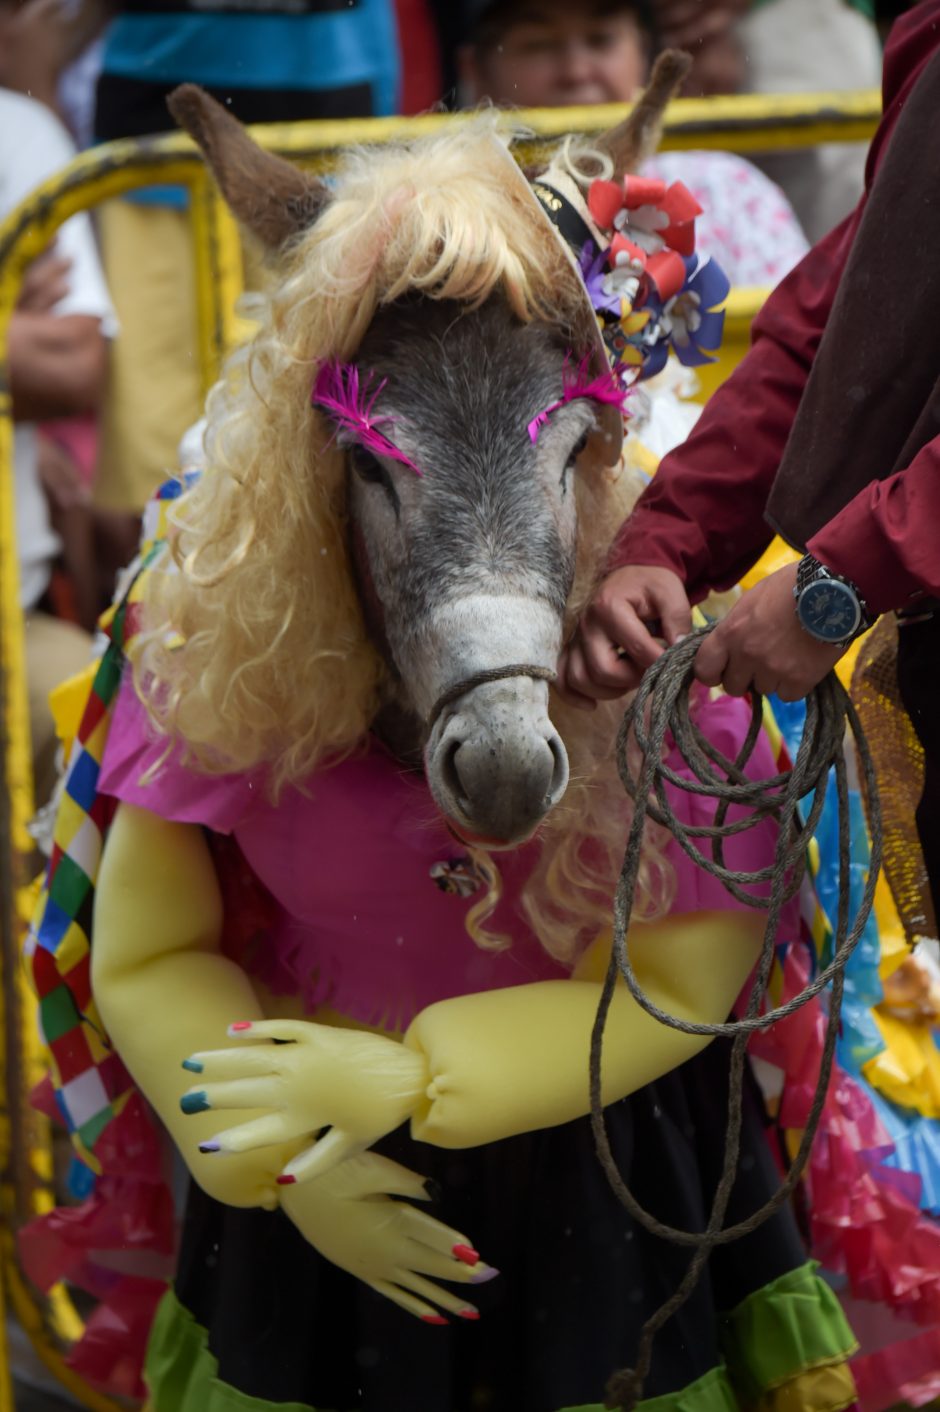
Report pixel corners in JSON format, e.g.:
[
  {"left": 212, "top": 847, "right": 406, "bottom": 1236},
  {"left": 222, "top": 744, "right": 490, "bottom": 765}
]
[
  {"left": 421, "top": 1314, "right": 449, "bottom": 1325},
  {"left": 452, "top": 1244, "right": 480, "bottom": 1266},
  {"left": 276, "top": 1174, "right": 296, "bottom": 1186},
  {"left": 229, "top": 1021, "right": 253, "bottom": 1032},
  {"left": 458, "top": 1307, "right": 480, "bottom": 1321}
]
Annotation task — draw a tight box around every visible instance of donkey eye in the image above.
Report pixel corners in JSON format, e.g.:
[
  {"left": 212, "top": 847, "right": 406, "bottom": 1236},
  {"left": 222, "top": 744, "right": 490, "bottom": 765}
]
[
  {"left": 562, "top": 431, "right": 589, "bottom": 487},
  {"left": 350, "top": 445, "right": 400, "bottom": 508}
]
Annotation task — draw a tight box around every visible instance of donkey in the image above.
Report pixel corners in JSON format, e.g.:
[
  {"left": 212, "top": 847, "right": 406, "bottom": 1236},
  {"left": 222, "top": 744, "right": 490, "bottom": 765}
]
[{"left": 154, "top": 59, "right": 688, "bottom": 856}]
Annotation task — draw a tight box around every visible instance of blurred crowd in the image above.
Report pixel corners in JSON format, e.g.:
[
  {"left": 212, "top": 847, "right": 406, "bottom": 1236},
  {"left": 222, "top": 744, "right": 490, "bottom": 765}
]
[{"left": 0, "top": 0, "right": 892, "bottom": 803}]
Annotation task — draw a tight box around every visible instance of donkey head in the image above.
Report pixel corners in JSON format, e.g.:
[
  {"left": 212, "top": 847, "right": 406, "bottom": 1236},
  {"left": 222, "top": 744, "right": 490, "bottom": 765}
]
[{"left": 169, "top": 58, "right": 687, "bottom": 847}]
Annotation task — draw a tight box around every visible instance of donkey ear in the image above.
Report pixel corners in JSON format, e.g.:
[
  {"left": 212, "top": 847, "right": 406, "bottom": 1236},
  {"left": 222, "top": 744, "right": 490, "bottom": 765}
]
[
  {"left": 594, "top": 50, "right": 691, "bottom": 178},
  {"left": 167, "top": 84, "right": 329, "bottom": 249}
]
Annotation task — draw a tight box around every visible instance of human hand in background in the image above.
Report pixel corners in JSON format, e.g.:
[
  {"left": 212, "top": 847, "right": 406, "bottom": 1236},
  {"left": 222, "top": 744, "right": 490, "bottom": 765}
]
[
  {"left": 653, "top": 0, "right": 748, "bottom": 96},
  {"left": 37, "top": 430, "right": 91, "bottom": 512},
  {"left": 557, "top": 564, "right": 692, "bottom": 705},
  {"left": 181, "top": 1018, "right": 430, "bottom": 1186},
  {"left": 16, "top": 248, "right": 72, "bottom": 315},
  {"left": 281, "top": 1150, "right": 498, "bottom": 1323},
  {"left": 654, "top": 0, "right": 750, "bottom": 48}
]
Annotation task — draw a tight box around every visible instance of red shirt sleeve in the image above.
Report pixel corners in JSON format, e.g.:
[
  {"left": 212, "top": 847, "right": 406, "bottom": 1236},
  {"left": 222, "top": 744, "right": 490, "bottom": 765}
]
[
  {"left": 608, "top": 213, "right": 854, "bottom": 600},
  {"left": 606, "top": 3, "right": 940, "bottom": 603},
  {"left": 808, "top": 436, "right": 940, "bottom": 615}
]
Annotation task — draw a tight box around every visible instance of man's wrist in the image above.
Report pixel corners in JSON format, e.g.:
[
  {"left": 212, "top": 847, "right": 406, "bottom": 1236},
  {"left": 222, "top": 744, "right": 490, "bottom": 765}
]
[{"left": 793, "top": 554, "right": 875, "bottom": 646}]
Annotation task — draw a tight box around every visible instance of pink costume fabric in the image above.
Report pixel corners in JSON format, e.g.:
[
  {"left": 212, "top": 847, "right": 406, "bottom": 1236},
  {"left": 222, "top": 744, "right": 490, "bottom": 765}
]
[{"left": 99, "top": 674, "right": 794, "bottom": 1029}]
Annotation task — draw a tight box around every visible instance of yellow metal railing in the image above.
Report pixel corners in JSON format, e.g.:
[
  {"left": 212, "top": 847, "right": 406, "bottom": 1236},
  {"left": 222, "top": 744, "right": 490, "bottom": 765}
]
[{"left": 0, "top": 89, "right": 879, "bottom": 1411}]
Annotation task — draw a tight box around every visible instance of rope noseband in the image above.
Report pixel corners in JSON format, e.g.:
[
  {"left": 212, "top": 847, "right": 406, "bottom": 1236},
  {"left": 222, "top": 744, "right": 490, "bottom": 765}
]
[{"left": 426, "top": 664, "right": 556, "bottom": 732}]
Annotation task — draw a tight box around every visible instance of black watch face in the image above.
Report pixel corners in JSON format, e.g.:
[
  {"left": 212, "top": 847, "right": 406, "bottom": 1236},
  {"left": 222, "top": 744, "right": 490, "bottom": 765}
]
[{"left": 797, "top": 579, "right": 861, "bottom": 644}]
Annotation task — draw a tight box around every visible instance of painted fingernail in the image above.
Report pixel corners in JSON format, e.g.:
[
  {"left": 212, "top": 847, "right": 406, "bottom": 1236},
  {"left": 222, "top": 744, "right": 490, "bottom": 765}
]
[
  {"left": 458, "top": 1306, "right": 480, "bottom": 1321},
  {"left": 421, "top": 1314, "right": 449, "bottom": 1325},
  {"left": 182, "top": 1058, "right": 203, "bottom": 1073},
  {"left": 229, "top": 1021, "right": 253, "bottom": 1033},
  {"left": 276, "top": 1174, "right": 296, "bottom": 1186},
  {"left": 452, "top": 1244, "right": 480, "bottom": 1266},
  {"left": 198, "top": 1139, "right": 221, "bottom": 1154},
  {"left": 180, "top": 1090, "right": 210, "bottom": 1114},
  {"left": 423, "top": 1178, "right": 443, "bottom": 1202},
  {"left": 469, "top": 1266, "right": 500, "bottom": 1285}
]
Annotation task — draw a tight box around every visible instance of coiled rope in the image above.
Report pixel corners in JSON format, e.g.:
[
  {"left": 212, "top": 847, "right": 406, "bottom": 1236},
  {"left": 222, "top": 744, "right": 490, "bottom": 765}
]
[{"left": 591, "top": 627, "right": 882, "bottom": 1411}]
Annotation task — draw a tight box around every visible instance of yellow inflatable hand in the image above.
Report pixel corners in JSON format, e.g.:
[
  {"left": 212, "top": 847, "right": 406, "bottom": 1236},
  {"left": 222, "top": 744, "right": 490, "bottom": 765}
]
[
  {"left": 180, "top": 1018, "right": 429, "bottom": 1184},
  {"left": 280, "top": 1150, "right": 498, "bottom": 1324},
  {"left": 404, "top": 909, "right": 763, "bottom": 1149}
]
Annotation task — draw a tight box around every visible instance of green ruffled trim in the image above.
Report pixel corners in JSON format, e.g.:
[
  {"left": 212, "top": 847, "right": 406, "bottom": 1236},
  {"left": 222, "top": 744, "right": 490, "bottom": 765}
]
[
  {"left": 720, "top": 1261, "right": 858, "bottom": 1404},
  {"left": 562, "top": 1364, "right": 738, "bottom": 1412},
  {"left": 145, "top": 1288, "right": 348, "bottom": 1412},
  {"left": 147, "top": 1285, "right": 739, "bottom": 1412}
]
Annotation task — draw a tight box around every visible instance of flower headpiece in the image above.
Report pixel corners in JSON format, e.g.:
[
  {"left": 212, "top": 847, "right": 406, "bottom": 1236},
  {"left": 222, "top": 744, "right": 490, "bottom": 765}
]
[{"left": 579, "top": 174, "right": 730, "bottom": 382}]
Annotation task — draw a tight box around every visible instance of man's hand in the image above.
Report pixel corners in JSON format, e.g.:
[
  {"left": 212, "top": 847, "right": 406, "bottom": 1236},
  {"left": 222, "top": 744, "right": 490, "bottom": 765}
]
[
  {"left": 694, "top": 563, "right": 846, "bottom": 701},
  {"left": 557, "top": 565, "right": 692, "bottom": 706}
]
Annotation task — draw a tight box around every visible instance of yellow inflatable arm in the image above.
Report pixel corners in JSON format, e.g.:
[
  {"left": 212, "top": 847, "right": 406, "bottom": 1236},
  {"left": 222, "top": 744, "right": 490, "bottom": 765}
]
[
  {"left": 92, "top": 802, "right": 301, "bottom": 1208},
  {"left": 403, "top": 910, "right": 763, "bottom": 1149}
]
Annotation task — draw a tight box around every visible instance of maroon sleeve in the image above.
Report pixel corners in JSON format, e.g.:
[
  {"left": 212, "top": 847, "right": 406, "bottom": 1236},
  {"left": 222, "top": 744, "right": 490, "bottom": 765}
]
[
  {"left": 605, "top": 3, "right": 940, "bottom": 601},
  {"left": 608, "top": 213, "right": 856, "bottom": 601},
  {"left": 808, "top": 436, "right": 940, "bottom": 616}
]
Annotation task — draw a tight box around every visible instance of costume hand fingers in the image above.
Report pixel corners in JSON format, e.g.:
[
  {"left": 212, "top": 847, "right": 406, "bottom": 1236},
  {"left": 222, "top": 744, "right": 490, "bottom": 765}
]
[
  {"left": 182, "top": 1047, "right": 282, "bottom": 1082},
  {"left": 398, "top": 1205, "right": 482, "bottom": 1265},
  {"left": 367, "top": 1278, "right": 450, "bottom": 1323},
  {"left": 224, "top": 1019, "right": 318, "bottom": 1045},
  {"left": 199, "top": 1112, "right": 309, "bottom": 1155},
  {"left": 394, "top": 1269, "right": 480, "bottom": 1321},
  {"left": 277, "top": 1127, "right": 362, "bottom": 1185},
  {"left": 180, "top": 1077, "right": 285, "bottom": 1116},
  {"left": 342, "top": 1152, "right": 434, "bottom": 1202}
]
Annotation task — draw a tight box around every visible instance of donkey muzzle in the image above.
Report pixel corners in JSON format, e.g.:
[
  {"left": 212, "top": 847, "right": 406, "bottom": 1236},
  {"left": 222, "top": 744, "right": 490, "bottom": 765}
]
[{"left": 425, "top": 676, "right": 569, "bottom": 847}]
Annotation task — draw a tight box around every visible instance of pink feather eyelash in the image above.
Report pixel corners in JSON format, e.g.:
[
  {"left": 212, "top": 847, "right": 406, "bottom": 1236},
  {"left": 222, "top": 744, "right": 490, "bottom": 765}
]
[
  {"left": 526, "top": 355, "right": 629, "bottom": 445},
  {"left": 311, "top": 360, "right": 422, "bottom": 476}
]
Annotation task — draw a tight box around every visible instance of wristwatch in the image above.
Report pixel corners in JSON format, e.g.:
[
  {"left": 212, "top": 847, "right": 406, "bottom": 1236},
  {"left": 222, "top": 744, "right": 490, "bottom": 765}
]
[{"left": 793, "top": 555, "right": 875, "bottom": 647}]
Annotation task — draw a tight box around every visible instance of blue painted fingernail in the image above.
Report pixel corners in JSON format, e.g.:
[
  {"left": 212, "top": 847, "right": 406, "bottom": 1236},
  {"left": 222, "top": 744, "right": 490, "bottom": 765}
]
[
  {"left": 469, "top": 1266, "right": 500, "bottom": 1285},
  {"left": 181, "top": 1090, "right": 211, "bottom": 1114},
  {"left": 182, "top": 1059, "right": 203, "bottom": 1073},
  {"left": 199, "top": 1139, "right": 221, "bottom": 1154}
]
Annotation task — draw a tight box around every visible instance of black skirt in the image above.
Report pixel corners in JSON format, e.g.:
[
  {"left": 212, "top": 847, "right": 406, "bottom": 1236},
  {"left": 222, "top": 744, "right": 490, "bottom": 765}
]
[{"left": 160, "top": 1040, "right": 817, "bottom": 1412}]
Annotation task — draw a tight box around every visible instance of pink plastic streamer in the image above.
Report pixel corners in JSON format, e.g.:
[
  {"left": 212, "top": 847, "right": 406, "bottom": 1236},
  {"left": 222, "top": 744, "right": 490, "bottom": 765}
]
[
  {"left": 311, "top": 360, "right": 422, "bottom": 476},
  {"left": 527, "top": 355, "right": 629, "bottom": 445}
]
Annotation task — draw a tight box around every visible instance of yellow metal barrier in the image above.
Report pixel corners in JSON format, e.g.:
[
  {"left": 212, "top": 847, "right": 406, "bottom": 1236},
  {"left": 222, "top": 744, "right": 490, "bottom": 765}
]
[{"left": 0, "top": 89, "right": 879, "bottom": 1410}]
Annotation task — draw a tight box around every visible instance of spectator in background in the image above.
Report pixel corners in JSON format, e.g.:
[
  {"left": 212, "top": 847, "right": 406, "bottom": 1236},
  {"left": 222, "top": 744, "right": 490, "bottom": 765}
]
[
  {"left": 5, "top": 0, "right": 447, "bottom": 516},
  {"left": 460, "top": 0, "right": 809, "bottom": 288},
  {"left": 736, "top": 0, "right": 883, "bottom": 242},
  {"left": 0, "top": 72, "right": 117, "bottom": 801}
]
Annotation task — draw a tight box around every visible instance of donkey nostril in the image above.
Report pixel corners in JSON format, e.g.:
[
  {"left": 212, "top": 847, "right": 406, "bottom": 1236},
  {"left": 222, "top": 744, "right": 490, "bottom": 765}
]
[
  {"left": 546, "top": 732, "right": 569, "bottom": 804},
  {"left": 440, "top": 737, "right": 470, "bottom": 811}
]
